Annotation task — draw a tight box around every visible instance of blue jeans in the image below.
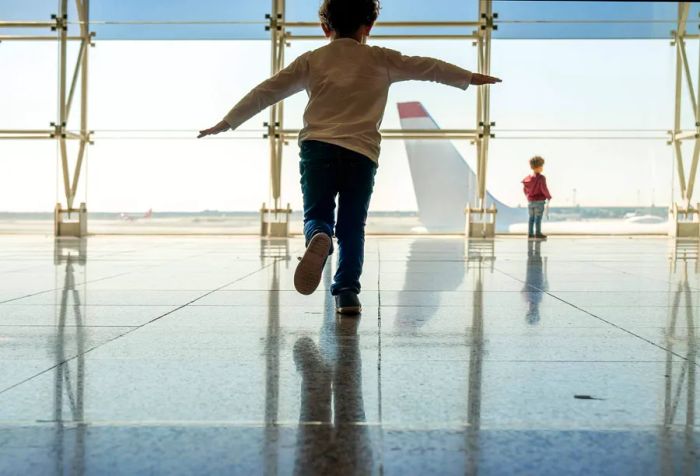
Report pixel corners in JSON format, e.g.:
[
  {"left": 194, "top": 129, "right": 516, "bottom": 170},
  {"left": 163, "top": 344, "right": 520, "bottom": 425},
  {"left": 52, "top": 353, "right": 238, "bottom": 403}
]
[
  {"left": 299, "top": 140, "right": 377, "bottom": 295},
  {"left": 528, "top": 200, "right": 546, "bottom": 236}
]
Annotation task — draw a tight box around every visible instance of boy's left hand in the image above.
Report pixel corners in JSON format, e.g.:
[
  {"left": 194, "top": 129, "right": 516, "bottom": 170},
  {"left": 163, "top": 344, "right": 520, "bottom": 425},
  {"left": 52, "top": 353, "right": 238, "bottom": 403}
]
[
  {"left": 198, "top": 120, "right": 230, "bottom": 138},
  {"left": 471, "top": 73, "right": 502, "bottom": 85}
]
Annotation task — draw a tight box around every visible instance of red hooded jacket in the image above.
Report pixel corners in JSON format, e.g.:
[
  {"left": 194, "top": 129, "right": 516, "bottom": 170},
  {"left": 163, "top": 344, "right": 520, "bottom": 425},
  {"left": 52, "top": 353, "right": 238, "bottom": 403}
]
[{"left": 522, "top": 173, "right": 552, "bottom": 202}]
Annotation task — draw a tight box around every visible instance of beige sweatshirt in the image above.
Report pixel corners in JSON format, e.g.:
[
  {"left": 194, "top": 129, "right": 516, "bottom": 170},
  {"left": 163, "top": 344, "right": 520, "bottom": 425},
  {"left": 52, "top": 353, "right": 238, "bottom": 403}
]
[{"left": 223, "top": 37, "right": 473, "bottom": 163}]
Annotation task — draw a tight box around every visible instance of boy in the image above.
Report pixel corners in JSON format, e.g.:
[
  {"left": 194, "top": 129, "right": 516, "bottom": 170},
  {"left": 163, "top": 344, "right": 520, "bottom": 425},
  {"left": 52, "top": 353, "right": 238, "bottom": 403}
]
[
  {"left": 521, "top": 156, "right": 552, "bottom": 239},
  {"left": 198, "top": 0, "right": 501, "bottom": 314}
]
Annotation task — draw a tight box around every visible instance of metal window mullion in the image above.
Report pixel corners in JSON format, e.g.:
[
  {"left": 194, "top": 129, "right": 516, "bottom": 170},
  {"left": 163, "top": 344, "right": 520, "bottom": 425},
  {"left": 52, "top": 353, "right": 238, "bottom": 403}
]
[
  {"left": 68, "top": 0, "right": 91, "bottom": 210},
  {"left": 65, "top": 41, "right": 85, "bottom": 125},
  {"left": 686, "top": 30, "right": 700, "bottom": 205},
  {"left": 0, "top": 35, "right": 82, "bottom": 41},
  {"left": 684, "top": 139, "right": 700, "bottom": 203},
  {"left": 284, "top": 21, "right": 481, "bottom": 28},
  {"left": 673, "top": 25, "right": 688, "bottom": 200},
  {"left": 475, "top": 0, "right": 492, "bottom": 209},
  {"left": 678, "top": 38, "right": 698, "bottom": 122},
  {"left": 268, "top": 0, "right": 285, "bottom": 211},
  {"left": 475, "top": 33, "right": 484, "bottom": 207},
  {"left": 273, "top": 27, "right": 285, "bottom": 211},
  {"left": 0, "top": 21, "right": 57, "bottom": 28},
  {"left": 674, "top": 141, "right": 688, "bottom": 199},
  {"left": 59, "top": 137, "right": 72, "bottom": 210},
  {"left": 480, "top": 5, "right": 492, "bottom": 208},
  {"left": 57, "top": 0, "right": 74, "bottom": 208},
  {"left": 289, "top": 34, "right": 478, "bottom": 40}
]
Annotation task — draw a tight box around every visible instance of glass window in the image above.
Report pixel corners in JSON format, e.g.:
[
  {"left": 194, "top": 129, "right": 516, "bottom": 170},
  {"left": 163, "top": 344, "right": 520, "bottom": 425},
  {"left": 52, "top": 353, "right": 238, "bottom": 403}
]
[{"left": 0, "top": 42, "right": 57, "bottom": 129}]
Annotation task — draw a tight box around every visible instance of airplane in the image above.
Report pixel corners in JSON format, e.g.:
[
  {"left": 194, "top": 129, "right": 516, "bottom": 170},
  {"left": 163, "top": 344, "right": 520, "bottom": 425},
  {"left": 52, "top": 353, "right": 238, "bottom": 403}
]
[
  {"left": 397, "top": 101, "right": 673, "bottom": 235},
  {"left": 397, "top": 101, "right": 527, "bottom": 233},
  {"left": 120, "top": 208, "right": 153, "bottom": 222}
]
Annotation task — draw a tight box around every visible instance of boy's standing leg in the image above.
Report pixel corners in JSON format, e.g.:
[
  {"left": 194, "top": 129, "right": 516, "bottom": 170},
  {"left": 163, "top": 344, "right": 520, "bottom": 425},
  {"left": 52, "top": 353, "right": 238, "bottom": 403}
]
[
  {"left": 333, "top": 153, "right": 377, "bottom": 313},
  {"left": 533, "top": 200, "right": 546, "bottom": 238},
  {"left": 527, "top": 203, "right": 536, "bottom": 238},
  {"left": 295, "top": 141, "right": 338, "bottom": 295}
]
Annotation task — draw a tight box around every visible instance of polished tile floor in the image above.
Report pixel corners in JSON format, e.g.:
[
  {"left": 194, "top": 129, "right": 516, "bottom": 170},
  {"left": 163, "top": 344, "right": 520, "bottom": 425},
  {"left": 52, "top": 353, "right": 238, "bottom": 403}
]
[{"left": 0, "top": 235, "right": 697, "bottom": 475}]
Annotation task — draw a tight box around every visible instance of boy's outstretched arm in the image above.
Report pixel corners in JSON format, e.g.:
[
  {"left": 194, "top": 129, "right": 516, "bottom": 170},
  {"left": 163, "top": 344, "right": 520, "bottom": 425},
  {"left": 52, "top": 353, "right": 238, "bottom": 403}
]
[
  {"left": 198, "top": 52, "right": 310, "bottom": 139},
  {"left": 383, "top": 49, "right": 501, "bottom": 89}
]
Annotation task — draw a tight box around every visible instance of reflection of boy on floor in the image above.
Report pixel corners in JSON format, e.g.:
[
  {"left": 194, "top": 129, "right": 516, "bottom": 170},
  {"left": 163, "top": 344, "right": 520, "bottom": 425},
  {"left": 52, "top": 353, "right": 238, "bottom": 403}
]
[
  {"left": 522, "top": 156, "right": 552, "bottom": 239},
  {"left": 293, "top": 267, "right": 371, "bottom": 474},
  {"left": 522, "top": 239, "right": 548, "bottom": 325},
  {"left": 198, "top": 0, "right": 501, "bottom": 314}
]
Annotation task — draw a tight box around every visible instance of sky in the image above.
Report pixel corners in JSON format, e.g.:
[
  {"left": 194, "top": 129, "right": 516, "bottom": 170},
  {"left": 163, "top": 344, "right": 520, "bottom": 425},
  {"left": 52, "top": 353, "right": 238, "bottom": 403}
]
[
  {"left": 0, "top": 2, "right": 692, "bottom": 212},
  {"left": 3, "top": 1, "right": 693, "bottom": 40}
]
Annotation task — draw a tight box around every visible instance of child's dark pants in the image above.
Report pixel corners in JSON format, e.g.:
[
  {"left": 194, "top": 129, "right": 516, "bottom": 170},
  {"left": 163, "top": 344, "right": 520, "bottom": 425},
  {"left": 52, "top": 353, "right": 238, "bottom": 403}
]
[
  {"left": 299, "top": 140, "right": 377, "bottom": 295},
  {"left": 528, "top": 200, "right": 546, "bottom": 236}
]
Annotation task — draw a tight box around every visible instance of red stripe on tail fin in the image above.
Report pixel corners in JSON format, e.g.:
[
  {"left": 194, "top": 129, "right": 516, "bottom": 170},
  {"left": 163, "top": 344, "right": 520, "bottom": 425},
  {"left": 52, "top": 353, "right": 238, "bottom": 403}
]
[{"left": 397, "top": 101, "right": 428, "bottom": 119}]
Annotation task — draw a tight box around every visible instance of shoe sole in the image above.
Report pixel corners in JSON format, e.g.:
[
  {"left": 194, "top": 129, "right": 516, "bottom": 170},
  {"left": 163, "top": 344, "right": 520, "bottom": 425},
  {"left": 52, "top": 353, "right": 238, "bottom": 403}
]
[
  {"left": 336, "top": 305, "right": 362, "bottom": 315},
  {"left": 294, "top": 233, "right": 331, "bottom": 295}
]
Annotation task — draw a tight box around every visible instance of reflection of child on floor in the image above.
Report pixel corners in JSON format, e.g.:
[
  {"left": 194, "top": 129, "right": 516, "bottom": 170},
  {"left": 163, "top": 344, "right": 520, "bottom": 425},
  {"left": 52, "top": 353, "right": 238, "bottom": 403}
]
[
  {"left": 522, "top": 239, "right": 547, "bottom": 325},
  {"left": 522, "top": 156, "right": 552, "bottom": 239},
  {"left": 293, "top": 269, "right": 370, "bottom": 473},
  {"left": 198, "top": 0, "right": 501, "bottom": 315}
]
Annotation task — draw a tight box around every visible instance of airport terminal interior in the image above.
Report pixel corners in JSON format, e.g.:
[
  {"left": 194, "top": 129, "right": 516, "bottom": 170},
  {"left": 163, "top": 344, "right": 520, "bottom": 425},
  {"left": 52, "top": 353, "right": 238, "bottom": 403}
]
[{"left": 1, "top": 1, "right": 700, "bottom": 475}]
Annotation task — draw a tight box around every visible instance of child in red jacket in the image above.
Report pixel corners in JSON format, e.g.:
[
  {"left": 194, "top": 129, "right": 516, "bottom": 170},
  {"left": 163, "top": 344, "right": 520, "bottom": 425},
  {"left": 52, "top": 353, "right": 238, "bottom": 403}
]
[{"left": 522, "top": 156, "right": 552, "bottom": 239}]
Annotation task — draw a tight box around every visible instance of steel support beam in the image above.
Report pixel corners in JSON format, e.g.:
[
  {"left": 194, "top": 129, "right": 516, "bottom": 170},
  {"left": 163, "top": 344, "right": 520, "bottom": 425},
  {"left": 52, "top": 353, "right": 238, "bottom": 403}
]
[
  {"left": 284, "top": 21, "right": 481, "bottom": 28},
  {"left": 281, "top": 129, "right": 478, "bottom": 140},
  {"left": 0, "top": 35, "right": 83, "bottom": 41},
  {"left": 55, "top": 0, "right": 92, "bottom": 236},
  {"left": 467, "top": 0, "right": 497, "bottom": 238},
  {"left": 1, "top": 2, "right": 93, "bottom": 236},
  {"left": 289, "top": 34, "right": 478, "bottom": 40},
  {"left": 260, "top": 0, "right": 291, "bottom": 237},
  {"left": 285, "top": 20, "right": 480, "bottom": 40},
  {"left": 670, "top": 2, "right": 700, "bottom": 237}
]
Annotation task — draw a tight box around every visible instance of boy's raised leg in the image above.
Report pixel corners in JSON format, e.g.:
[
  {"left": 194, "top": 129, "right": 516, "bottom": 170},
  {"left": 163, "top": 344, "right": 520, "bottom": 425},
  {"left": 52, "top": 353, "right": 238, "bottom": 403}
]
[
  {"left": 295, "top": 233, "right": 332, "bottom": 295},
  {"left": 295, "top": 143, "right": 338, "bottom": 295}
]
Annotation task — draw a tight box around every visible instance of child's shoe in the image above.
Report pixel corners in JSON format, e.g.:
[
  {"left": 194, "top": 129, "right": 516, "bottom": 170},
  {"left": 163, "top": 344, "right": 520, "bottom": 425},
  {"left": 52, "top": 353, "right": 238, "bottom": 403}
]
[
  {"left": 535, "top": 234, "right": 547, "bottom": 240},
  {"left": 335, "top": 291, "right": 362, "bottom": 315},
  {"left": 294, "top": 233, "right": 331, "bottom": 295},
  {"left": 528, "top": 234, "right": 535, "bottom": 239}
]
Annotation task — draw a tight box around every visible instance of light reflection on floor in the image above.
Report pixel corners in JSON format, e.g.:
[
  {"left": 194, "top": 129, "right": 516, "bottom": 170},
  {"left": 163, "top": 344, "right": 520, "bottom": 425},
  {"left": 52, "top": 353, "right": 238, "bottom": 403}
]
[{"left": 0, "top": 235, "right": 697, "bottom": 475}]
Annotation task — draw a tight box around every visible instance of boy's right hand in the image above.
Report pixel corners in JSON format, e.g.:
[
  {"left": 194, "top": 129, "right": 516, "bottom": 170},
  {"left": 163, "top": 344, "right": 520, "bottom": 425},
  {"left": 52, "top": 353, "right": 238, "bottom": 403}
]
[
  {"left": 471, "top": 73, "right": 502, "bottom": 85},
  {"left": 197, "top": 120, "right": 230, "bottom": 138}
]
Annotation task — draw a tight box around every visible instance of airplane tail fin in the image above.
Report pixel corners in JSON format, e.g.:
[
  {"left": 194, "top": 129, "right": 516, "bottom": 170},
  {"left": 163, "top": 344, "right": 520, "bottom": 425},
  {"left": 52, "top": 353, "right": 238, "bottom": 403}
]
[{"left": 397, "top": 102, "right": 522, "bottom": 232}]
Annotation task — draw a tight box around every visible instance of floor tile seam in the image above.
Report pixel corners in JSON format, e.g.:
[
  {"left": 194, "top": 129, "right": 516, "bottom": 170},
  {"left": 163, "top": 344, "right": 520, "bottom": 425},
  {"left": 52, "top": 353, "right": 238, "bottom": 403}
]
[
  {"left": 587, "top": 262, "right": 700, "bottom": 292},
  {"left": 0, "top": 270, "right": 142, "bottom": 306},
  {"left": 13, "top": 359, "right": 673, "bottom": 363},
  {"left": 494, "top": 268, "right": 697, "bottom": 367},
  {"left": 0, "top": 421, "right": 694, "bottom": 431},
  {"left": 376, "top": 244, "right": 385, "bottom": 462},
  {"left": 0, "top": 324, "right": 139, "bottom": 328},
  {"left": 5, "top": 304, "right": 184, "bottom": 307},
  {"left": 374, "top": 359, "right": 682, "bottom": 363},
  {"left": 0, "top": 244, "right": 251, "bottom": 306},
  {"left": 21, "top": 289, "right": 694, "bottom": 294},
  {"left": 0, "top": 242, "right": 215, "bottom": 305},
  {"left": 0, "top": 256, "right": 287, "bottom": 397}
]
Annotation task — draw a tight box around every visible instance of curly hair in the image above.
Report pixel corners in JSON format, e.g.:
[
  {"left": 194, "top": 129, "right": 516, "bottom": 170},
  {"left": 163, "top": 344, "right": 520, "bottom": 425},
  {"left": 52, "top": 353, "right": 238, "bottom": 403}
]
[
  {"left": 319, "top": 0, "right": 381, "bottom": 37},
  {"left": 529, "top": 156, "right": 545, "bottom": 169}
]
